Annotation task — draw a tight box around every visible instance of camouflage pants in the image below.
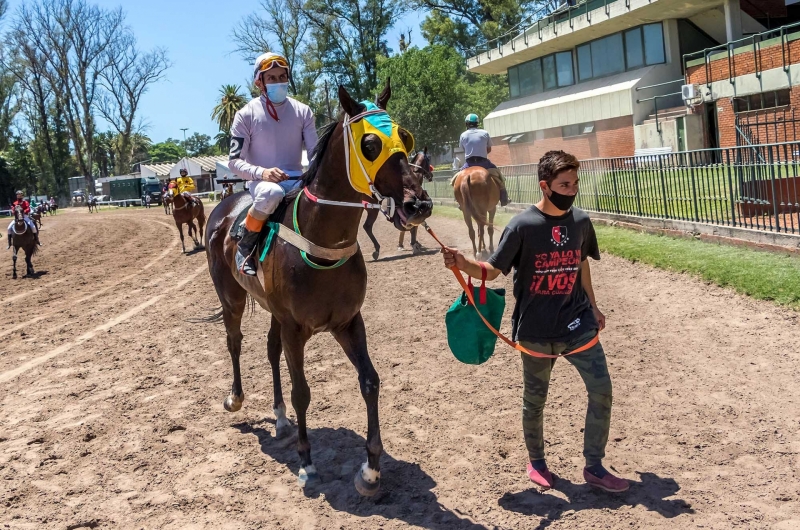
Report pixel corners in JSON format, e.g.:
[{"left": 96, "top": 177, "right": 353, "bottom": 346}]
[{"left": 520, "top": 330, "right": 612, "bottom": 466}]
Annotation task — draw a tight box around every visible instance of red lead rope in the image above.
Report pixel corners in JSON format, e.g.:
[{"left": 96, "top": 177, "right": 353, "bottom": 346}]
[{"left": 423, "top": 223, "right": 599, "bottom": 359}]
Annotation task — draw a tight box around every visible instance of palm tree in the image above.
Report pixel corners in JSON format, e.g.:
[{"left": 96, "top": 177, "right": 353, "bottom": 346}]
[{"left": 212, "top": 85, "right": 247, "bottom": 151}]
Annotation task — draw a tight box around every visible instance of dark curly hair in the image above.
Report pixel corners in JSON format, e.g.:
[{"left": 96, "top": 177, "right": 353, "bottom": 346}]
[{"left": 538, "top": 150, "right": 580, "bottom": 185}]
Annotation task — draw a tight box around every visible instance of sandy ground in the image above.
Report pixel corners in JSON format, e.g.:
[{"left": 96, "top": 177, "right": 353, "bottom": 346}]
[{"left": 0, "top": 204, "right": 799, "bottom": 530}]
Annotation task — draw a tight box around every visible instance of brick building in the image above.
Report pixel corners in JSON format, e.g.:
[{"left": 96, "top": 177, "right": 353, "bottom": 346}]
[{"left": 466, "top": 0, "right": 792, "bottom": 164}]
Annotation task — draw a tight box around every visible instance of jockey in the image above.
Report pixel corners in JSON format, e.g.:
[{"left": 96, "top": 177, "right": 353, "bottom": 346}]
[
  {"left": 7, "top": 191, "right": 41, "bottom": 248},
  {"left": 176, "top": 169, "right": 197, "bottom": 204},
  {"left": 451, "top": 114, "right": 509, "bottom": 206},
  {"left": 228, "top": 51, "right": 318, "bottom": 276}
]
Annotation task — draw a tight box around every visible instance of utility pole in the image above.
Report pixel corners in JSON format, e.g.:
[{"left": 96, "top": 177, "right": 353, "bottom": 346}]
[{"left": 180, "top": 128, "right": 189, "bottom": 158}]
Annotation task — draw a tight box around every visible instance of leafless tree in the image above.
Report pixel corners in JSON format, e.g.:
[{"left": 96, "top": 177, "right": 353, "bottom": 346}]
[
  {"left": 15, "top": 0, "right": 125, "bottom": 182},
  {"left": 99, "top": 34, "right": 170, "bottom": 174}
]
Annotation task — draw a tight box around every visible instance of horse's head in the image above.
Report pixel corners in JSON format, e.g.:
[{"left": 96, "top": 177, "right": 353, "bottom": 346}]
[
  {"left": 337, "top": 81, "right": 433, "bottom": 230},
  {"left": 409, "top": 147, "right": 434, "bottom": 183},
  {"left": 13, "top": 205, "right": 25, "bottom": 227}
]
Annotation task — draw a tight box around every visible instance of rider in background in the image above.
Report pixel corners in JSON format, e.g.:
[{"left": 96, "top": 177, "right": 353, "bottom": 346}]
[
  {"left": 451, "top": 114, "right": 509, "bottom": 206},
  {"left": 176, "top": 169, "right": 197, "bottom": 205},
  {"left": 227, "top": 51, "right": 318, "bottom": 276},
  {"left": 7, "top": 191, "right": 41, "bottom": 248}
]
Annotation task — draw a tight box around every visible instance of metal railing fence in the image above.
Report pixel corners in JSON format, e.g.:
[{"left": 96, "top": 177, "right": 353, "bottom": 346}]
[{"left": 425, "top": 142, "right": 800, "bottom": 235}]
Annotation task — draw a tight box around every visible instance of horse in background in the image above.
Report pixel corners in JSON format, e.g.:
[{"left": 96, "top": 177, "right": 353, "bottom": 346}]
[
  {"left": 172, "top": 193, "right": 205, "bottom": 253},
  {"left": 163, "top": 192, "right": 173, "bottom": 215},
  {"left": 362, "top": 148, "right": 433, "bottom": 259},
  {"left": 87, "top": 196, "right": 99, "bottom": 213},
  {"left": 9, "top": 205, "right": 38, "bottom": 279},
  {"left": 454, "top": 166, "right": 500, "bottom": 258}
]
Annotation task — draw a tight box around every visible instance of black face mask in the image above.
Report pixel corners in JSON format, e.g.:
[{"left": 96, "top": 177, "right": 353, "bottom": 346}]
[{"left": 547, "top": 187, "right": 576, "bottom": 211}]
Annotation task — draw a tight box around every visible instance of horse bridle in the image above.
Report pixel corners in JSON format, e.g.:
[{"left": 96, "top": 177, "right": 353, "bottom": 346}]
[
  {"left": 408, "top": 153, "right": 433, "bottom": 182},
  {"left": 12, "top": 208, "right": 27, "bottom": 235}
]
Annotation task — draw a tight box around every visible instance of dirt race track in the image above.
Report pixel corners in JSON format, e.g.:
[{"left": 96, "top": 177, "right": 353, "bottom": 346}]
[{"left": 1, "top": 205, "right": 800, "bottom": 530}]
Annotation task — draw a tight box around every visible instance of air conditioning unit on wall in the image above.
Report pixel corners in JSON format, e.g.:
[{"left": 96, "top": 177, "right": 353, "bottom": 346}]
[{"left": 681, "top": 84, "right": 696, "bottom": 101}]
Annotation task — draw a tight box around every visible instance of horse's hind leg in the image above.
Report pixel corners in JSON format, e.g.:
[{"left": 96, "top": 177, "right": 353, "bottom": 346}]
[
  {"left": 410, "top": 227, "right": 422, "bottom": 254},
  {"left": 462, "top": 209, "right": 477, "bottom": 256},
  {"left": 362, "top": 209, "right": 381, "bottom": 260},
  {"left": 267, "top": 316, "right": 291, "bottom": 436},
  {"left": 397, "top": 230, "right": 405, "bottom": 250},
  {"left": 332, "top": 312, "right": 382, "bottom": 496},
  {"left": 488, "top": 207, "right": 496, "bottom": 254},
  {"left": 196, "top": 214, "right": 206, "bottom": 249},
  {"left": 281, "top": 324, "right": 315, "bottom": 484}
]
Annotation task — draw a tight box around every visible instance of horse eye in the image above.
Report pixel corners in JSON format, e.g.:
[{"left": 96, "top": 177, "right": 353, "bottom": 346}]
[{"left": 361, "top": 134, "right": 382, "bottom": 162}]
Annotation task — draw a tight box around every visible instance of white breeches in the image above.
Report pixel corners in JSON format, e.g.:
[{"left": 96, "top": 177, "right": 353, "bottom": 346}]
[
  {"left": 8, "top": 217, "right": 37, "bottom": 234},
  {"left": 250, "top": 179, "right": 303, "bottom": 215}
]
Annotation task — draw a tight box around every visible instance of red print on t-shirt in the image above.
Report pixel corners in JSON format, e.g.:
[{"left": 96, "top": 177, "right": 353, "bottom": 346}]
[{"left": 531, "top": 250, "right": 581, "bottom": 296}]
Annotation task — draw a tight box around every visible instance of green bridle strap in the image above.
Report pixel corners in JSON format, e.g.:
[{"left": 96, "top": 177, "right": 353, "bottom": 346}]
[{"left": 292, "top": 192, "right": 349, "bottom": 270}]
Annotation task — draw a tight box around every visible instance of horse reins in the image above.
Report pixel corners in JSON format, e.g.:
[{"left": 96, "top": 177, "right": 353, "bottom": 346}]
[{"left": 421, "top": 221, "right": 599, "bottom": 359}]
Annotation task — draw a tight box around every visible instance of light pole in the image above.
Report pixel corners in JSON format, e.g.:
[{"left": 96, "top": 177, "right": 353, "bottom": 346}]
[{"left": 180, "top": 128, "right": 189, "bottom": 158}]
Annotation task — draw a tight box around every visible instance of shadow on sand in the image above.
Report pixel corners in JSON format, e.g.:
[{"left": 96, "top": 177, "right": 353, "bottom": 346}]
[
  {"left": 498, "top": 471, "right": 694, "bottom": 530},
  {"left": 233, "top": 421, "right": 489, "bottom": 529}
]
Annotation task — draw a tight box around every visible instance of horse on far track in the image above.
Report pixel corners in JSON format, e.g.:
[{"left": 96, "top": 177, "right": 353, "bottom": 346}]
[
  {"left": 203, "top": 81, "right": 432, "bottom": 497},
  {"left": 87, "top": 197, "right": 99, "bottom": 213},
  {"left": 49, "top": 200, "right": 58, "bottom": 215},
  {"left": 9, "top": 205, "right": 38, "bottom": 279},
  {"left": 163, "top": 193, "right": 173, "bottom": 215},
  {"left": 172, "top": 193, "right": 205, "bottom": 253},
  {"left": 454, "top": 166, "right": 500, "bottom": 258},
  {"left": 361, "top": 148, "right": 433, "bottom": 259}
]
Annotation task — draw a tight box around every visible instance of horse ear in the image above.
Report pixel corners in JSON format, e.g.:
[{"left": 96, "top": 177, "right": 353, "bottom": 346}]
[
  {"left": 423, "top": 146, "right": 428, "bottom": 155},
  {"left": 338, "top": 85, "right": 362, "bottom": 117},
  {"left": 377, "top": 77, "right": 391, "bottom": 110}
]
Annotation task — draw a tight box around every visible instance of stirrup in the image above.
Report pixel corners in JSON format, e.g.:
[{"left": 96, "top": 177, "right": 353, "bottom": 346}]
[{"left": 236, "top": 251, "right": 257, "bottom": 276}]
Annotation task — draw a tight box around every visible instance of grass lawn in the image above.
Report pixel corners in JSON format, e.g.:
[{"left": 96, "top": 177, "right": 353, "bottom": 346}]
[{"left": 430, "top": 204, "right": 800, "bottom": 310}]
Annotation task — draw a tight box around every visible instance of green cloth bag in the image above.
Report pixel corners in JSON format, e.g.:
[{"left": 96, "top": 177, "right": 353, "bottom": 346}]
[{"left": 445, "top": 274, "right": 506, "bottom": 365}]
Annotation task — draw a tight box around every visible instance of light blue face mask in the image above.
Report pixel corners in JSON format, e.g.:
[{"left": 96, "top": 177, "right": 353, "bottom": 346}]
[{"left": 266, "top": 82, "right": 289, "bottom": 104}]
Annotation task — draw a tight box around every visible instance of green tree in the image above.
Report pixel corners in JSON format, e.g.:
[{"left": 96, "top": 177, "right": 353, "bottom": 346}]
[
  {"left": 376, "top": 45, "right": 468, "bottom": 155},
  {"left": 417, "top": 0, "right": 549, "bottom": 54},
  {"left": 182, "top": 132, "right": 215, "bottom": 157},
  {"left": 148, "top": 139, "right": 183, "bottom": 163},
  {"left": 211, "top": 84, "right": 247, "bottom": 150}
]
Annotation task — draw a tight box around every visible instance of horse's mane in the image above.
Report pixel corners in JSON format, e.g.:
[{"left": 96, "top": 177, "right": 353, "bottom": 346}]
[{"left": 299, "top": 118, "right": 341, "bottom": 189}]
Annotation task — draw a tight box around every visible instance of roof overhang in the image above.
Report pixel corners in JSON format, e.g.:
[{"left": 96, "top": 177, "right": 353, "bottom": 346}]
[{"left": 467, "top": 0, "right": 725, "bottom": 75}]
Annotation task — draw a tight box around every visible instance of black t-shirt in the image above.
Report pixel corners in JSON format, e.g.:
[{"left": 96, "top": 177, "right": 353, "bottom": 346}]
[{"left": 488, "top": 205, "right": 601, "bottom": 343}]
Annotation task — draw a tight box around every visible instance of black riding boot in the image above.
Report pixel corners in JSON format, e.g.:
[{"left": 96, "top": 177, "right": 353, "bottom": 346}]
[
  {"left": 235, "top": 228, "right": 260, "bottom": 276},
  {"left": 499, "top": 187, "right": 509, "bottom": 207}
]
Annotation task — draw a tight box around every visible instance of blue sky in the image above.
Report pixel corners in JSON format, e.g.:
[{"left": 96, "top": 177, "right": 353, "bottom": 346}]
[{"left": 7, "top": 0, "right": 423, "bottom": 144}]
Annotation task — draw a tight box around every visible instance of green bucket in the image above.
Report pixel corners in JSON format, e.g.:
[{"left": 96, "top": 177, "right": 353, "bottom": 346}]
[{"left": 445, "top": 277, "right": 505, "bottom": 365}]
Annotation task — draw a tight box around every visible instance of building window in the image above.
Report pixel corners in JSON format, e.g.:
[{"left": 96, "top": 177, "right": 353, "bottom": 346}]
[
  {"left": 507, "top": 51, "right": 574, "bottom": 98},
  {"left": 733, "top": 89, "right": 791, "bottom": 113},
  {"left": 562, "top": 122, "right": 595, "bottom": 138},
  {"left": 575, "top": 23, "right": 665, "bottom": 82}
]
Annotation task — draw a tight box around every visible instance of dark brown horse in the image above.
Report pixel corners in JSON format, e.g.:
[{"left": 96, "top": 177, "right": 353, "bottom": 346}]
[
  {"left": 362, "top": 148, "right": 433, "bottom": 259},
  {"left": 204, "top": 82, "right": 432, "bottom": 497},
  {"left": 454, "top": 166, "right": 500, "bottom": 258},
  {"left": 9, "top": 205, "right": 38, "bottom": 279},
  {"left": 172, "top": 193, "right": 205, "bottom": 253}
]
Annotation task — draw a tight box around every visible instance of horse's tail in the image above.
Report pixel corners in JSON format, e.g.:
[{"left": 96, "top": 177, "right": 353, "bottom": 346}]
[
  {"left": 187, "top": 306, "right": 224, "bottom": 324},
  {"left": 459, "top": 171, "right": 487, "bottom": 227}
]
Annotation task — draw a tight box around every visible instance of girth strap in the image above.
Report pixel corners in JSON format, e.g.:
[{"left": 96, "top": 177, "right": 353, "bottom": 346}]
[{"left": 271, "top": 222, "right": 359, "bottom": 262}]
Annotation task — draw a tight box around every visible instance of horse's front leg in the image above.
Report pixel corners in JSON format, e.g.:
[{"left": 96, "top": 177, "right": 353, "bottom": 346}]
[
  {"left": 267, "top": 316, "right": 291, "bottom": 437},
  {"left": 11, "top": 248, "right": 17, "bottom": 279},
  {"left": 25, "top": 250, "right": 34, "bottom": 277},
  {"left": 176, "top": 223, "right": 186, "bottom": 253},
  {"left": 362, "top": 209, "right": 381, "bottom": 260},
  {"left": 410, "top": 227, "right": 422, "bottom": 255},
  {"left": 281, "top": 324, "right": 314, "bottom": 485},
  {"left": 332, "top": 312, "right": 382, "bottom": 496}
]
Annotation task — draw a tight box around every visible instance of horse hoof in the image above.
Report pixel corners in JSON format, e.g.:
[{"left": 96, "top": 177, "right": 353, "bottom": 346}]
[
  {"left": 275, "top": 417, "right": 293, "bottom": 438},
  {"left": 372, "top": 250, "right": 379, "bottom": 260},
  {"left": 298, "top": 465, "right": 319, "bottom": 487},
  {"left": 354, "top": 467, "right": 380, "bottom": 497},
  {"left": 223, "top": 394, "right": 243, "bottom": 412}
]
